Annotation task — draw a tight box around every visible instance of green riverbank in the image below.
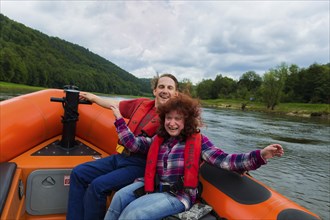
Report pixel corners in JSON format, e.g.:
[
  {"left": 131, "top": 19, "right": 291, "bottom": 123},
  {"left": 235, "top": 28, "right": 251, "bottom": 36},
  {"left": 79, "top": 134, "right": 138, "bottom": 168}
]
[
  {"left": 201, "top": 99, "right": 329, "bottom": 119},
  {"left": 1, "top": 81, "right": 329, "bottom": 119},
  {"left": 0, "top": 81, "right": 45, "bottom": 93}
]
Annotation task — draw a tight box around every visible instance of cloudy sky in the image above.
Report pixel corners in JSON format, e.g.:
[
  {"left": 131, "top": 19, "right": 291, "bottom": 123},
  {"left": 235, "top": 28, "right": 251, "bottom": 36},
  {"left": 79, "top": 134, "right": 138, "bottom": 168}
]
[{"left": 1, "top": 1, "right": 329, "bottom": 84}]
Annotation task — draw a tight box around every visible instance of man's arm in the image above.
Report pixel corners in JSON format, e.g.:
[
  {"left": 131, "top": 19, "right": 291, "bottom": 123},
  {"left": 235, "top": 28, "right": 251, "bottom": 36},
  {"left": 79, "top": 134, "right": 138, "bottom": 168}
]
[{"left": 80, "top": 92, "right": 120, "bottom": 109}]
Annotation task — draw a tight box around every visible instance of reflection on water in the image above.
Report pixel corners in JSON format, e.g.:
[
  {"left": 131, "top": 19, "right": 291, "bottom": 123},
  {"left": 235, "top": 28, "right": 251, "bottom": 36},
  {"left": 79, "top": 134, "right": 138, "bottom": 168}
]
[{"left": 201, "top": 108, "right": 330, "bottom": 220}]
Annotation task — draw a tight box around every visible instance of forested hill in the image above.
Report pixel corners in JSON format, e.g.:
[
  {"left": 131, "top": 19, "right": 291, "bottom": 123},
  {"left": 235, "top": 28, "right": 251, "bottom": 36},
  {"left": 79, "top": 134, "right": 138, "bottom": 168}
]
[{"left": 0, "top": 14, "right": 151, "bottom": 95}]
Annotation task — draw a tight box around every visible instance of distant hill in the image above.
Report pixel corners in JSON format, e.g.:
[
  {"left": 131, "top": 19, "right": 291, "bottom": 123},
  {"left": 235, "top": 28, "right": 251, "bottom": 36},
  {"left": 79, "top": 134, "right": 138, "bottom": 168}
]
[{"left": 0, "top": 14, "right": 152, "bottom": 95}]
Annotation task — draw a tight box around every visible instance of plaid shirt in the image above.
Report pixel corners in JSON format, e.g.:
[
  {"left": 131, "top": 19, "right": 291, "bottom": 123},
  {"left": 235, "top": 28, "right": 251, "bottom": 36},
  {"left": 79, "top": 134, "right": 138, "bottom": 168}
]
[{"left": 114, "top": 118, "right": 266, "bottom": 210}]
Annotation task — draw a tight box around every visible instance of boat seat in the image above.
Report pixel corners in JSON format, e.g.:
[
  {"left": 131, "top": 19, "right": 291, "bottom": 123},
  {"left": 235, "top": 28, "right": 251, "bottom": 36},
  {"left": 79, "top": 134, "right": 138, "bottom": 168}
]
[
  {"left": 200, "top": 162, "right": 271, "bottom": 204},
  {"left": 0, "top": 162, "right": 17, "bottom": 216}
]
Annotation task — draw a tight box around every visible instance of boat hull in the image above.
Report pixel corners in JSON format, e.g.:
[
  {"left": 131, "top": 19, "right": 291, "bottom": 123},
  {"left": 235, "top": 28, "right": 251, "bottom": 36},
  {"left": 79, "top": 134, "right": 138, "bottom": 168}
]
[
  {"left": 199, "top": 162, "right": 319, "bottom": 220},
  {"left": 0, "top": 89, "right": 320, "bottom": 220}
]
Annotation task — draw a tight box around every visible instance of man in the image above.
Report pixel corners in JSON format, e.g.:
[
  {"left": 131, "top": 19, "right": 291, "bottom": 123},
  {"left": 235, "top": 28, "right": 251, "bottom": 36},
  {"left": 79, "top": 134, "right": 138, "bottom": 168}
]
[{"left": 66, "top": 73, "right": 179, "bottom": 220}]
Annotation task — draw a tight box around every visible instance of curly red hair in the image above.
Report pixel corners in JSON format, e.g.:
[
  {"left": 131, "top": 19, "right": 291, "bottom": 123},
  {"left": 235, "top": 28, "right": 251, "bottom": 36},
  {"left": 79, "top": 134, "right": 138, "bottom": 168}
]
[{"left": 157, "top": 93, "right": 202, "bottom": 139}]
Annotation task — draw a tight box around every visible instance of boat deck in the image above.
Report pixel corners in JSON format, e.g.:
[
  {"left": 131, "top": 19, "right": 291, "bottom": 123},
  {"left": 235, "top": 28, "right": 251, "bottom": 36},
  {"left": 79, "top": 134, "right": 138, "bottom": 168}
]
[{"left": 3, "top": 136, "right": 110, "bottom": 220}]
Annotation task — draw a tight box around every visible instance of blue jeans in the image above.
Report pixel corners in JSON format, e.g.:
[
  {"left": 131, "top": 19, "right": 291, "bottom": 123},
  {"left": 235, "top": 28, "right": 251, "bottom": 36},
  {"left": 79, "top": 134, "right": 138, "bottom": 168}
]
[
  {"left": 104, "top": 182, "right": 185, "bottom": 220},
  {"left": 66, "top": 154, "right": 146, "bottom": 220}
]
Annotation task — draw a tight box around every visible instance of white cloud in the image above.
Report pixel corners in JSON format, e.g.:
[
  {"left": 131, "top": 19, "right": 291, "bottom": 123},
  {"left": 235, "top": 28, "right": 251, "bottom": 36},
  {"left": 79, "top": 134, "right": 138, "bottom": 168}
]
[{"left": 1, "top": 0, "right": 329, "bottom": 84}]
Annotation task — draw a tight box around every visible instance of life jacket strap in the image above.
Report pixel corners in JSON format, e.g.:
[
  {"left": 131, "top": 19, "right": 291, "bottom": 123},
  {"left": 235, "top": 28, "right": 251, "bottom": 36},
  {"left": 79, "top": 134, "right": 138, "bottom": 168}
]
[{"left": 116, "top": 144, "right": 125, "bottom": 154}]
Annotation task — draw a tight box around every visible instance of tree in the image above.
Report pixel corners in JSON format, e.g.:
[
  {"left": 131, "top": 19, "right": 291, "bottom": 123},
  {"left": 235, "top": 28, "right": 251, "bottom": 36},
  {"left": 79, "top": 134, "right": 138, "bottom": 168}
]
[
  {"left": 237, "top": 71, "right": 262, "bottom": 100},
  {"left": 238, "top": 71, "right": 262, "bottom": 91},
  {"left": 0, "top": 47, "right": 16, "bottom": 81},
  {"left": 282, "top": 64, "right": 301, "bottom": 102},
  {"left": 304, "top": 63, "right": 330, "bottom": 103},
  {"left": 284, "top": 63, "right": 330, "bottom": 103},
  {"left": 179, "top": 78, "right": 195, "bottom": 97},
  {"left": 212, "top": 75, "right": 237, "bottom": 99},
  {"left": 196, "top": 79, "right": 213, "bottom": 99},
  {"left": 261, "top": 63, "right": 288, "bottom": 110}
]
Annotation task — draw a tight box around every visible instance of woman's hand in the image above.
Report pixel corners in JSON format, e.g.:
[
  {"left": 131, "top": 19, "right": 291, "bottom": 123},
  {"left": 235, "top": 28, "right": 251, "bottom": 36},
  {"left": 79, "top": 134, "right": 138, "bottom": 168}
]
[
  {"left": 261, "top": 144, "right": 284, "bottom": 160},
  {"left": 110, "top": 105, "right": 123, "bottom": 119}
]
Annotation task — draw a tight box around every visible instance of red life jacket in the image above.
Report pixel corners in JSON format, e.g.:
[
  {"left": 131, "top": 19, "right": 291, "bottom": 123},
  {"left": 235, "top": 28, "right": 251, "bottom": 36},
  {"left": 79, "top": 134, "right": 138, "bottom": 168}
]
[
  {"left": 127, "top": 100, "right": 159, "bottom": 137},
  {"left": 144, "top": 133, "right": 202, "bottom": 192}
]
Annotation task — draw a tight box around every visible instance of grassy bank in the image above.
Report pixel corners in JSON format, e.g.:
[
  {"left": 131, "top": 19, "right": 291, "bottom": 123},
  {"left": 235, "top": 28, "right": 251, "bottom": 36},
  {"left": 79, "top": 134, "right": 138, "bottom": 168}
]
[
  {"left": 0, "top": 81, "right": 45, "bottom": 93},
  {"left": 1, "top": 81, "right": 329, "bottom": 119},
  {"left": 201, "top": 98, "right": 329, "bottom": 119}
]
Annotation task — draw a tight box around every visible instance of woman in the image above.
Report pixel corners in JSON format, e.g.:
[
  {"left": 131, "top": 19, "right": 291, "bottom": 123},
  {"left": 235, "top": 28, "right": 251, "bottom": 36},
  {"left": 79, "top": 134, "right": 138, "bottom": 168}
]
[{"left": 105, "top": 93, "right": 284, "bottom": 220}]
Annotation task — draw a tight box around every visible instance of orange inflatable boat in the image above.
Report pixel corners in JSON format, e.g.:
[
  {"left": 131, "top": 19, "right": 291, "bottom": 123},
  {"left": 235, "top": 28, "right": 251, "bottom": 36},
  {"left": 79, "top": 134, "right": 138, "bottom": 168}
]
[{"left": 0, "top": 88, "right": 321, "bottom": 220}]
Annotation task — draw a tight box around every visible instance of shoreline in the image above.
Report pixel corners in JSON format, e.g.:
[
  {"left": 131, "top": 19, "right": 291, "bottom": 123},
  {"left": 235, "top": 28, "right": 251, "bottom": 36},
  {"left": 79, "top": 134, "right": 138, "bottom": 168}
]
[
  {"left": 202, "top": 103, "right": 330, "bottom": 120},
  {"left": 1, "top": 82, "right": 329, "bottom": 121},
  {"left": 2, "top": 95, "right": 329, "bottom": 120}
]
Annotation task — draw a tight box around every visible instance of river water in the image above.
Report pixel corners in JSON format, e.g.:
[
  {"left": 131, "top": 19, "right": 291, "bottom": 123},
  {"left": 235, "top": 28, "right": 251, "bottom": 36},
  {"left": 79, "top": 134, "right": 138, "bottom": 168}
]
[{"left": 200, "top": 107, "right": 329, "bottom": 220}]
